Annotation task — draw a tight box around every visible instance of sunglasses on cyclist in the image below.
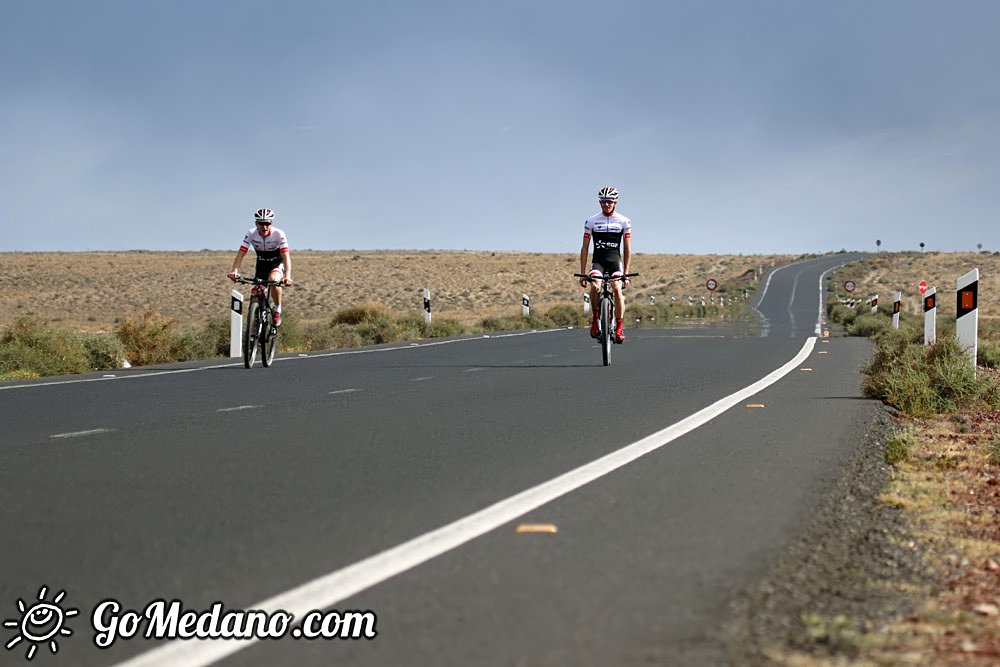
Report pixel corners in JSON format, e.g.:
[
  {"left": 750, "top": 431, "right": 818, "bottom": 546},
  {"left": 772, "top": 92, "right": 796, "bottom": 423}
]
[
  {"left": 599, "top": 199, "right": 616, "bottom": 204},
  {"left": 255, "top": 221, "right": 272, "bottom": 226}
]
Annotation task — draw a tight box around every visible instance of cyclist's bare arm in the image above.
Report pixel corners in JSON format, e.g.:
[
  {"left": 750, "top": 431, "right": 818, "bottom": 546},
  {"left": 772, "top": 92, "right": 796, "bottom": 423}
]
[
  {"left": 579, "top": 235, "right": 591, "bottom": 287},
  {"left": 228, "top": 248, "right": 249, "bottom": 282},
  {"left": 280, "top": 250, "right": 293, "bottom": 286},
  {"left": 621, "top": 235, "right": 632, "bottom": 289}
]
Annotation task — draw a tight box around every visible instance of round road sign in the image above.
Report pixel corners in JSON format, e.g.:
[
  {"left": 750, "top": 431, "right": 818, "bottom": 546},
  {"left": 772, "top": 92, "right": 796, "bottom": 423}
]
[
  {"left": 918, "top": 280, "right": 928, "bottom": 295},
  {"left": 844, "top": 280, "right": 856, "bottom": 293},
  {"left": 706, "top": 279, "right": 718, "bottom": 291}
]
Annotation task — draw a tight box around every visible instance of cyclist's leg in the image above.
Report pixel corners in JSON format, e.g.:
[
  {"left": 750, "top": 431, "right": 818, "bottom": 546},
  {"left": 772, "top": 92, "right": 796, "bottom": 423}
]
[
  {"left": 611, "top": 266, "right": 625, "bottom": 342},
  {"left": 588, "top": 266, "right": 603, "bottom": 337},
  {"left": 263, "top": 263, "right": 284, "bottom": 325},
  {"left": 268, "top": 267, "right": 284, "bottom": 309}
]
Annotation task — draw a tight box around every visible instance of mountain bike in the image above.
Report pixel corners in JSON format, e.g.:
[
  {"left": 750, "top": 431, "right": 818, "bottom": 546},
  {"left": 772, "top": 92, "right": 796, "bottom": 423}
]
[
  {"left": 575, "top": 272, "right": 639, "bottom": 366},
  {"left": 235, "top": 277, "right": 287, "bottom": 369}
]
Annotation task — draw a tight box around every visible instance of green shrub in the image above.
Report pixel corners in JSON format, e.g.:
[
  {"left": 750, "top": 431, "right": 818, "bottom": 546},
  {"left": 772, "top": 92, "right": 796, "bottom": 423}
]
[
  {"left": 978, "top": 342, "right": 1000, "bottom": 370},
  {"left": 0, "top": 317, "right": 92, "bottom": 377},
  {"left": 885, "top": 427, "right": 916, "bottom": 464},
  {"left": 331, "top": 303, "right": 393, "bottom": 326},
  {"left": 864, "top": 334, "right": 1000, "bottom": 417},
  {"left": 849, "top": 313, "right": 890, "bottom": 337},
  {"left": 545, "top": 304, "right": 587, "bottom": 327},
  {"left": 82, "top": 332, "right": 128, "bottom": 370},
  {"left": 480, "top": 316, "right": 526, "bottom": 332},
  {"left": 115, "top": 310, "right": 184, "bottom": 366}
]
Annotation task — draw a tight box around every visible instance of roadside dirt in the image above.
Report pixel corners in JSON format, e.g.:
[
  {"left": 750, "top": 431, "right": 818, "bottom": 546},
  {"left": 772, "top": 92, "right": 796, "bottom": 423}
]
[{"left": 727, "top": 371, "right": 1000, "bottom": 665}]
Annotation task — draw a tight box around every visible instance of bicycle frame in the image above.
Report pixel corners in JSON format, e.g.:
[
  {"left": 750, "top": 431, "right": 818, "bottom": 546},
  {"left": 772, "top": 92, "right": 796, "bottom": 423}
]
[
  {"left": 574, "top": 272, "right": 639, "bottom": 366},
  {"left": 235, "top": 277, "right": 284, "bottom": 368}
]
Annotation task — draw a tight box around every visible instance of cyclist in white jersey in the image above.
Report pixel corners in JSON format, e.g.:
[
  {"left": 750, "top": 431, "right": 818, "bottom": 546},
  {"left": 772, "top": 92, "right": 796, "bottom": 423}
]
[
  {"left": 227, "top": 208, "right": 294, "bottom": 326},
  {"left": 579, "top": 186, "right": 631, "bottom": 343}
]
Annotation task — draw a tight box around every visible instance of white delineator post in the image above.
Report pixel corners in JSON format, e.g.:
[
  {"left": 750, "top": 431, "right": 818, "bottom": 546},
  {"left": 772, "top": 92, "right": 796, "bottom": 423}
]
[
  {"left": 522, "top": 294, "right": 530, "bottom": 317},
  {"left": 230, "top": 290, "right": 243, "bottom": 358},
  {"left": 423, "top": 289, "right": 432, "bottom": 324},
  {"left": 892, "top": 292, "right": 901, "bottom": 329},
  {"left": 923, "top": 287, "right": 937, "bottom": 346},
  {"left": 583, "top": 293, "right": 590, "bottom": 312},
  {"left": 871, "top": 294, "right": 878, "bottom": 314},
  {"left": 956, "top": 268, "right": 979, "bottom": 369}
]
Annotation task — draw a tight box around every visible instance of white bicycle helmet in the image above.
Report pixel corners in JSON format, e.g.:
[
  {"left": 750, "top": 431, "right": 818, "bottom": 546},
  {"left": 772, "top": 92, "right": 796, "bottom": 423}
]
[
  {"left": 254, "top": 208, "right": 275, "bottom": 223},
  {"left": 597, "top": 186, "right": 619, "bottom": 202}
]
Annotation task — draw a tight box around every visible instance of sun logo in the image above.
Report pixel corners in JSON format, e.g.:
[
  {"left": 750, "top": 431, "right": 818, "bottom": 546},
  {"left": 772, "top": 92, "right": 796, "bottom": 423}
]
[{"left": 3, "top": 586, "right": 79, "bottom": 661}]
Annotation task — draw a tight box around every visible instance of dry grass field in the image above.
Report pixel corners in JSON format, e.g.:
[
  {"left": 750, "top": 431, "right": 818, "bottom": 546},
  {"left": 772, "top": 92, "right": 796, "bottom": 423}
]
[
  {"left": 2, "top": 250, "right": 799, "bottom": 332},
  {"left": 832, "top": 251, "right": 1000, "bottom": 322}
]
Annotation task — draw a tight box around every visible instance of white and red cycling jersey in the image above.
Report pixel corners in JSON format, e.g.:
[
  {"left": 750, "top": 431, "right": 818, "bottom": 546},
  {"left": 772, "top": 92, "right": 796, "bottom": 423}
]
[
  {"left": 583, "top": 211, "right": 631, "bottom": 274},
  {"left": 239, "top": 227, "right": 289, "bottom": 278}
]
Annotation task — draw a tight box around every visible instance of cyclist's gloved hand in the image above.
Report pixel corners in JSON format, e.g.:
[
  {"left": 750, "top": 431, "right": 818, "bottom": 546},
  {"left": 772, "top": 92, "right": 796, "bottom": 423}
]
[{"left": 283, "top": 277, "right": 294, "bottom": 286}]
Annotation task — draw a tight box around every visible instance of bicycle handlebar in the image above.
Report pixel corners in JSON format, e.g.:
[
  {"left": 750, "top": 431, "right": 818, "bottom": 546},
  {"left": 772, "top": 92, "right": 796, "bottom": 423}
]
[
  {"left": 574, "top": 272, "right": 639, "bottom": 282},
  {"left": 234, "top": 277, "right": 291, "bottom": 287}
]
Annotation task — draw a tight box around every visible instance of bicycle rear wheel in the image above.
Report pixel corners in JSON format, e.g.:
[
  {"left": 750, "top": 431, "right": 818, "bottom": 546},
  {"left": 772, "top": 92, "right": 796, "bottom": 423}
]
[
  {"left": 600, "top": 296, "right": 611, "bottom": 366},
  {"left": 262, "top": 319, "right": 277, "bottom": 367},
  {"left": 243, "top": 300, "right": 260, "bottom": 369}
]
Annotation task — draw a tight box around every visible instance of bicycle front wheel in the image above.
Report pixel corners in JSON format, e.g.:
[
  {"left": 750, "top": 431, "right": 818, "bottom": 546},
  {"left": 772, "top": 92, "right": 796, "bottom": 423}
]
[
  {"left": 243, "top": 300, "right": 260, "bottom": 369},
  {"left": 600, "top": 297, "right": 612, "bottom": 366},
  {"left": 262, "top": 320, "right": 278, "bottom": 367}
]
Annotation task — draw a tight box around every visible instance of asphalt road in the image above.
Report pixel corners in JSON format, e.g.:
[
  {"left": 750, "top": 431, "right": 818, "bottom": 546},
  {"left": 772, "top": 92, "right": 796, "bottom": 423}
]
[{"left": 0, "top": 253, "right": 876, "bottom": 666}]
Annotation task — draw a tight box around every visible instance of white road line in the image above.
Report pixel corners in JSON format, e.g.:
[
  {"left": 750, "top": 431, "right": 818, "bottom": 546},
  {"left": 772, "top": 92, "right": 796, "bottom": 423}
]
[
  {"left": 112, "top": 336, "right": 818, "bottom": 667},
  {"left": 464, "top": 367, "right": 484, "bottom": 373},
  {"left": 50, "top": 428, "right": 113, "bottom": 439},
  {"left": 329, "top": 389, "right": 361, "bottom": 395},
  {"left": 409, "top": 376, "right": 434, "bottom": 382},
  {"left": 216, "top": 405, "right": 260, "bottom": 412}
]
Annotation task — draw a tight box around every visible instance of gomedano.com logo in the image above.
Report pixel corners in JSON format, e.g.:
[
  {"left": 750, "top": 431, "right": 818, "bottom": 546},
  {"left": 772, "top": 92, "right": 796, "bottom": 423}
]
[
  {"left": 93, "top": 599, "right": 377, "bottom": 647},
  {"left": 5, "top": 586, "right": 377, "bottom": 662}
]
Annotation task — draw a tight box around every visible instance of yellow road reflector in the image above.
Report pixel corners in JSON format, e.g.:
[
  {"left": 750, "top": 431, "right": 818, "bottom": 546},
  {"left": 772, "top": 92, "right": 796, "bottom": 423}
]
[
  {"left": 800, "top": 368, "right": 813, "bottom": 371},
  {"left": 516, "top": 524, "right": 558, "bottom": 533},
  {"left": 746, "top": 404, "right": 765, "bottom": 408},
  {"left": 817, "top": 351, "right": 829, "bottom": 355}
]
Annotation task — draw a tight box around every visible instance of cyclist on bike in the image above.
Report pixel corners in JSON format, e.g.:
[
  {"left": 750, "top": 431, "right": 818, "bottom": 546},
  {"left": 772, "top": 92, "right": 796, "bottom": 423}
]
[
  {"left": 227, "top": 208, "right": 294, "bottom": 326},
  {"left": 579, "top": 186, "right": 631, "bottom": 343}
]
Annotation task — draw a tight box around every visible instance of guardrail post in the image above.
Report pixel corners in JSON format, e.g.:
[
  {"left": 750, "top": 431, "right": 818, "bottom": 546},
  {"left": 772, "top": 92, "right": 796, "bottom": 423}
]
[
  {"left": 423, "top": 289, "right": 432, "bottom": 324},
  {"left": 956, "top": 269, "right": 979, "bottom": 370},
  {"left": 892, "top": 292, "right": 901, "bottom": 329},
  {"left": 230, "top": 290, "right": 243, "bottom": 358},
  {"left": 923, "top": 287, "right": 937, "bottom": 345}
]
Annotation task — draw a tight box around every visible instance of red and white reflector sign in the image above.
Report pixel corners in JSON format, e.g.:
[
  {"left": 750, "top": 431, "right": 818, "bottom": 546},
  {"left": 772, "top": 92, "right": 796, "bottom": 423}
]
[
  {"left": 923, "top": 286, "right": 937, "bottom": 345},
  {"left": 956, "top": 268, "right": 979, "bottom": 370}
]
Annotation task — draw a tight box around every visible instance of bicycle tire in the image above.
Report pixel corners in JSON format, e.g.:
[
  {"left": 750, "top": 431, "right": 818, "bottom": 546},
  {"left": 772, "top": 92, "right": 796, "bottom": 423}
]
[
  {"left": 600, "top": 296, "right": 611, "bottom": 366},
  {"left": 262, "top": 319, "right": 277, "bottom": 367},
  {"left": 243, "top": 300, "right": 260, "bottom": 369}
]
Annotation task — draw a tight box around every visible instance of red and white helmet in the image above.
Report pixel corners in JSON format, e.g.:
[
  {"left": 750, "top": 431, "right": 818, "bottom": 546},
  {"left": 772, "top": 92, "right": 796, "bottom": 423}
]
[
  {"left": 597, "top": 186, "right": 619, "bottom": 202},
  {"left": 254, "top": 208, "right": 275, "bottom": 223}
]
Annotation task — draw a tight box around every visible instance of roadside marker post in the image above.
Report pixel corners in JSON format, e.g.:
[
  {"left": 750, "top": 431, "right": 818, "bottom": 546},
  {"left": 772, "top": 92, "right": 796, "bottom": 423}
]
[
  {"left": 871, "top": 294, "right": 878, "bottom": 314},
  {"left": 583, "top": 293, "right": 590, "bottom": 312},
  {"left": 230, "top": 290, "right": 243, "bottom": 358},
  {"left": 892, "top": 292, "right": 901, "bottom": 329},
  {"left": 423, "top": 289, "right": 432, "bottom": 324},
  {"left": 956, "top": 268, "right": 979, "bottom": 370},
  {"left": 522, "top": 294, "right": 530, "bottom": 318},
  {"left": 923, "top": 287, "right": 937, "bottom": 345}
]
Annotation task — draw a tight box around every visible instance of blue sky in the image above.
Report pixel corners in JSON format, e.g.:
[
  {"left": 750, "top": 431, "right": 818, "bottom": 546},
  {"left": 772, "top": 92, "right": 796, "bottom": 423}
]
[{"left": 3, "top": 0, "right": 998, "bottom": 254}]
